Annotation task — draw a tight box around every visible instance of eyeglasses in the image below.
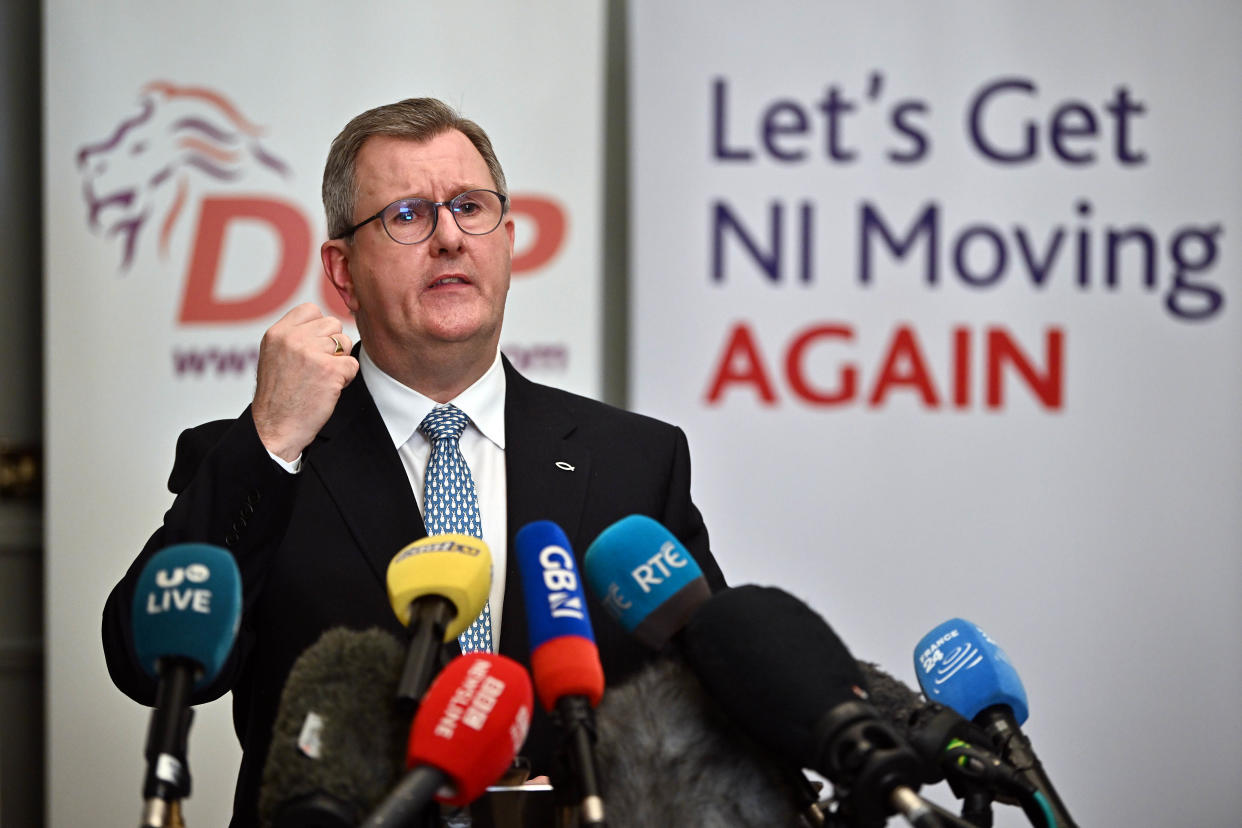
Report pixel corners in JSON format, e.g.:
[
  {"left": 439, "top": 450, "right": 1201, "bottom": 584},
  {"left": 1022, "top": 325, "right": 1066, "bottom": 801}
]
[{"left": 336, "top": 189, "right": 508, "bottom": 245}]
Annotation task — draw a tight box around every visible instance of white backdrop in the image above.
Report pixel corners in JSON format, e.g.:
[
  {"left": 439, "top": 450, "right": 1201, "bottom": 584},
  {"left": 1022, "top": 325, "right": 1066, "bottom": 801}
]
[
  {"left": 45, "top": 3, "right": 604, "bottom": 825},
  {"left": 631, "top": 2, "right": 1241, "bottom": 826}
]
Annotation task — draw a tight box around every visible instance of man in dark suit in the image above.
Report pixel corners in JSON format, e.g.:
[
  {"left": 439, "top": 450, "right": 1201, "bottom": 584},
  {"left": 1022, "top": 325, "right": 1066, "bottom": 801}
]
[{"left": 101, "top": 98, "right": 724, "bottom": 827}]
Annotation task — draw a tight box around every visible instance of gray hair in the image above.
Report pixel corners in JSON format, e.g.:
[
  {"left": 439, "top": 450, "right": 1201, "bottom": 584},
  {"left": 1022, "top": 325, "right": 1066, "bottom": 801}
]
[{"left": 322, "top": 98, "right": 507, "bottom": 240}]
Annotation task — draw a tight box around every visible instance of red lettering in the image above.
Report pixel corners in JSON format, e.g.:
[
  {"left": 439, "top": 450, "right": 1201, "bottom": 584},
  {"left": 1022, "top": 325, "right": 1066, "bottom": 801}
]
[
  {"left": 180, "top": 197, "right": 311, "bottom": 323},
  {"left": 703, "top": 322, "right": 1065, "bottom": 411},
  {"left": 179, "top": 192, "right": 562, "bottom": 324},
  {"left": 986, "top": 327, "right": 1064, "bottom": 409},
  {"left": 868, "top": 325, "right": 940, "bottom": 407},
  {"left": 953, "top": 326, "right": 971, "bottom": 408},
  {"left": 785, "top": 324, "right": 856, "bottom": 404},
  {"left": 704, "top": 323, "right": 777, "bottom": 404},
  {"left": 510, "top": 196, "right": 567, "bottom": 274}
]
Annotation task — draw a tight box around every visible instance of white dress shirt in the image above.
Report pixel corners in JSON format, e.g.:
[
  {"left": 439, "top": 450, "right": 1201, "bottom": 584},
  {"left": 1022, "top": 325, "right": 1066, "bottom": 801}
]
[
  {"left": 267, "top": 347, "right": 508, "bottom": 648},
  {"left": 359, "top": 347, "right": 508, "bottom": 649}
]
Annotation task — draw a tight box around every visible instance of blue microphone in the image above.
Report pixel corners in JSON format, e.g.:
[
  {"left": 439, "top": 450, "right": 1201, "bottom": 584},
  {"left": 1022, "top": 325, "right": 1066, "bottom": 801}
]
[
  {"left": 131, "top": 543, "right": 242, "bottom": 827},
  {"left": 914, "top": 619, "right": 1077, "bottom": 828},
  {"left": 582, "top": 514, "right": 711, "bottom": 649},
  {"left": 514, "top": 520, "right": 606, "bottom": 826},
  {"left": 913, "top": 618, "right": 1028, "bottom": 722},
  {"left": 585, "top": 519, "right": 827, "bottom": 823}
]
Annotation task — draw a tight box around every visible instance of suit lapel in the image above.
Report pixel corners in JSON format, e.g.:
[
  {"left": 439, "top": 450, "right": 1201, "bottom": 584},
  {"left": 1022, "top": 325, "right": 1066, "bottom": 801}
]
[
  {"left": 499, "top": 358, "right": 591, "bottom": 661},
  {"left": 300, "top": 358, "right": 593, "bottom": 660},
  {"left": 306, "top": 373, "right": 425, "bottom": 587}
]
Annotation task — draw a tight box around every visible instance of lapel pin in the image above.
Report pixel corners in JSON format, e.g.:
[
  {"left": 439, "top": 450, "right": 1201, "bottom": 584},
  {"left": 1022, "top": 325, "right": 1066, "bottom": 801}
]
[{"left": 555, "top": 461, "right": 575, "bottom": 472}]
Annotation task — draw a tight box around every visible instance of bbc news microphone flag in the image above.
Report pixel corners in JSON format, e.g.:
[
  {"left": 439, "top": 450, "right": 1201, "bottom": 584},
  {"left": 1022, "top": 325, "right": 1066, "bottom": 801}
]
[
  {"left": 45, "top": 4, "right": 605, "bottom": 827},
  {"left": 629, "top": 3, "right": 1242, "bottom": 828}
]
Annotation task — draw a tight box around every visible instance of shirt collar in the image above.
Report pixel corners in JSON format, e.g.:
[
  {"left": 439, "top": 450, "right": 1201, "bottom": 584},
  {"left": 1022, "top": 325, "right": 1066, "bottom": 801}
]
[{"left": 359, "top": 346, "right": 507, "bottom": 451}]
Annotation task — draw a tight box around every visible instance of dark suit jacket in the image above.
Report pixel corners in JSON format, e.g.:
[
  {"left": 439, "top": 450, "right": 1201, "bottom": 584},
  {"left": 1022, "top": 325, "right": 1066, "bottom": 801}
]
[{"left": 102, "top": 356, "right": 724, "bottom": 828}]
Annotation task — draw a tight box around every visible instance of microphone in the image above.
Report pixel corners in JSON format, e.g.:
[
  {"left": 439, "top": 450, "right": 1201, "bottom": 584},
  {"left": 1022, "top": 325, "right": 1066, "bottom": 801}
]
[
  {"left": 680, "top": 585, "right": 935, "bottom": 828},
  {"left": 861, "top": 662, "right": 1018, "bottom": 785},
  {"left": 515, "top": 520, "right": 607, "bottom": 826},
  {"left": 594, "top": 656, "right": 813, "bottom": 827},
  {"left": 903, "top": 701, "right": 1049, "bottom": 828},
  {"left": 583, "top": 513, "right": 712, "bottom": 650},
  {"left": 586, "top": 516, "right": 828, "bottom": 823},
  {"left": 584, "top": 516, "right": 933, "bottom": 736},
  {"left": 258, "top": 627, "right": 409, "bottom": 828},
  {"left": 584, "top": 516, "right": 1036, "bottom": 826},
  {"left": 131, "top": 543, "right": 241, "bottom": 828},
  {"left": 361, "top": 653, "right": 533, "bottom": 827},
  {"left": 386, "top": 533, "right": 492, "bottom": 707},
  {"left": 585, "top": 519, "right": 1034, "bottom": 825},
  {"left": 915, "top": 619, "right": 1078, "bottom": 828}
]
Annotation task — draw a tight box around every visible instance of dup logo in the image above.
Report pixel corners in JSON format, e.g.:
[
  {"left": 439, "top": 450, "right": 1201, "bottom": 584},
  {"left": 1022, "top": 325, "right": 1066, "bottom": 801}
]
[
  {"left": 76, "top": 80, "right": 291, "bottom": 273},
  {"left": 76, "top": 81, "right": 567, "bottom": 327}
]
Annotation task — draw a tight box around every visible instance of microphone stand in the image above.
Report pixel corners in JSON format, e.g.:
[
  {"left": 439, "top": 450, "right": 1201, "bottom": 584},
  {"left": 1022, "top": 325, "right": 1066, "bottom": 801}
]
[
  {"left": 141, "top": 659, "right": 196, "bottom": 828},
  {"left": 813, "top": 701, "right": 929, "bottom": 828},
  {"left": 977, "top": 705, "right": 1076, "bottom": 828},
  {"left": 396, "top": 596, "right": 457, "bottom": 709},
  {"left": 550, "top": 696, "right": 606, "bottom": 826}
]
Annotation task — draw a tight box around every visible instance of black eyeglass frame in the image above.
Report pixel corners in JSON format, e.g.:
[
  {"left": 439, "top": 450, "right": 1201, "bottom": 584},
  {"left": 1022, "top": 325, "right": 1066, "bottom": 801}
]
[{"left": 334, "top": 188, "right": 509, "bottom": 244}]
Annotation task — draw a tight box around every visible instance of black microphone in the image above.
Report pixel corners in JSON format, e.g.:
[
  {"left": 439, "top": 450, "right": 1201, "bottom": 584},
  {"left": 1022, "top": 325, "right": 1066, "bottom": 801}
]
[
  {"left": 680, "top": 585, "right": 936, "bottom": 828},
  {"left": 861, "top": 661, "right": 1031, "bottom": 792},
  {"left": 130, "top": 544, "right": 242, "bottom": 828},
  {"left": 594, "top": 656, "right": 813, "bottom": 827},
  {"left": 906, "top": 701, "right": 1052, "bottom": 828},
  {"left": 258, "top": 627, "right": 408, "bottom": 828},
  {"left": 584, "top": 515, "right": 824, "bottom": 824}
]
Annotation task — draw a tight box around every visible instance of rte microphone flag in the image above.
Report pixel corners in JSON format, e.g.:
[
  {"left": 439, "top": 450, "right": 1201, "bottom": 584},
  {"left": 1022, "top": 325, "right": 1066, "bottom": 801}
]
[{"left": 583, "top": 514, "right": 712, "bottom": 650}]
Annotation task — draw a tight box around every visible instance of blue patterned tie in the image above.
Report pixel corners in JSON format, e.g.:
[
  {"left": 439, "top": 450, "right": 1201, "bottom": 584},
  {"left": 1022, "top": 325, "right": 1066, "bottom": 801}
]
[{"left": 419, "top": 404, "right": 493, "bottom": 653}]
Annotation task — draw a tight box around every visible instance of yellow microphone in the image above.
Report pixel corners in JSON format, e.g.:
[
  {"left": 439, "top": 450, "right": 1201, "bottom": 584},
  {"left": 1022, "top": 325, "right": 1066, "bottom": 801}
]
[{"left": 386, "top": 534, "right": 492, "bottom": 708}]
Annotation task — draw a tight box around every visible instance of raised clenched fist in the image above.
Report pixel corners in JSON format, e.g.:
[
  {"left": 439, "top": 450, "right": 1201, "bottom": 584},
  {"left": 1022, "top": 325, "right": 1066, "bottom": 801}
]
[{"left": 252, "top": 303, "right": 359, "bottom": 461}]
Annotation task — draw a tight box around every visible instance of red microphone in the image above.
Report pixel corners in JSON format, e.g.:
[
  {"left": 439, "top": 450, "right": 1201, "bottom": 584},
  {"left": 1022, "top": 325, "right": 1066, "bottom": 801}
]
[{"left": 361, "top": 654, "right": 533, "bottom": 826}]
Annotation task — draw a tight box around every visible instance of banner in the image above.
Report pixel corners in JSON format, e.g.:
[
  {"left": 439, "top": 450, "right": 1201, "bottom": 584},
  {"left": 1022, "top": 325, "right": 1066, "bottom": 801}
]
[
  {"left": 631, "top": 2, "right": 1241, "bottom": 825},
  {"left": 45, "top": 3, "right": 604, "bottom": 824}
]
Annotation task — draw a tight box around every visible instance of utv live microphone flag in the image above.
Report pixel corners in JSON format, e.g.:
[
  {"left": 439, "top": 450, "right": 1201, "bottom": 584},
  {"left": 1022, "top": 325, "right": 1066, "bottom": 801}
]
[
  {"left": 360, "top": 653, "right": 533, "bottom": 828},
  {"left": 583, "top": 514, "right": 711, "bottom": 650},
  {"left": 515, "top": 520, "right": 607, "bottom": 826},
  {"left": 914, "top": 618, "right": 1078, "bottom": 828},
  {"left": 131, "top": 543, "right": 241, "bottom": 828},
  {"left": 386, "top": 533, "right": 492, "bottom": 707}
]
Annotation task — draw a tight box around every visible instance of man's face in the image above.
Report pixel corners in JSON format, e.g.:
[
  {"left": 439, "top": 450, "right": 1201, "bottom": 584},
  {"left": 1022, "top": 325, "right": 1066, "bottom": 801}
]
[{"left": 324, "top": 130, "right": 514, "bottom": 368}]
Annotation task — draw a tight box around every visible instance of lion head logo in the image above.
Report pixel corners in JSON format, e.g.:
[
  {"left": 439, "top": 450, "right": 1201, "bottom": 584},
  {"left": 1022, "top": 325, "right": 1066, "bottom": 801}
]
[{"left": 77, "top": 81, "right": 291, "bottom": 270}]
